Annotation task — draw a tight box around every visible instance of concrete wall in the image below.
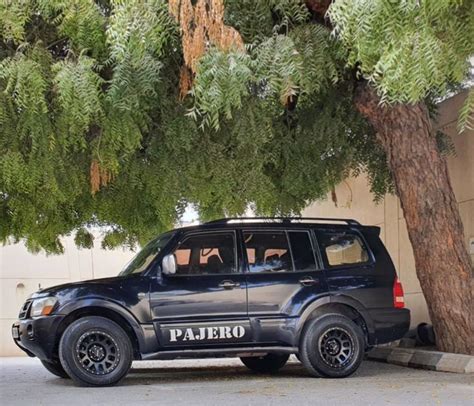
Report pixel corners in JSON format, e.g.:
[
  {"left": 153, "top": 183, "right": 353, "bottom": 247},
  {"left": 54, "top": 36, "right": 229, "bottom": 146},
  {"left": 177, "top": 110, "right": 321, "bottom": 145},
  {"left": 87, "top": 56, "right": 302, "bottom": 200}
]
[{"left": 303, "top": 90, "right": 474, "bottom": 328}]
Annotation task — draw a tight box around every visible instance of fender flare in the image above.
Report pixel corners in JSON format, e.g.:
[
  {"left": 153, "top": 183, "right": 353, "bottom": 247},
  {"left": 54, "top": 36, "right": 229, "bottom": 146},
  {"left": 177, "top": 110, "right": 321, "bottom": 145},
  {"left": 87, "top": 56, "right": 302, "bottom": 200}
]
[
  {"left": 294, "top": 295, "right": 375, "bottom": 345},
  {"left": 57, "top": 297, "right": 148, "bottom": 351}
]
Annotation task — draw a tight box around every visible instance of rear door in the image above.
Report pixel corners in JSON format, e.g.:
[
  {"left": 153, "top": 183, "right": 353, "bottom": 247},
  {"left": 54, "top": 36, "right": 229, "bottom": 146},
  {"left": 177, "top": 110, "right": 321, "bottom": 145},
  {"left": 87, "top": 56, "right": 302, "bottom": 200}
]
[
  {"left": 150, "top": 230, "right": 250, "bottom": 347},
  {"left": 244, "top": 229, "right": 327, "bottom": 344}
]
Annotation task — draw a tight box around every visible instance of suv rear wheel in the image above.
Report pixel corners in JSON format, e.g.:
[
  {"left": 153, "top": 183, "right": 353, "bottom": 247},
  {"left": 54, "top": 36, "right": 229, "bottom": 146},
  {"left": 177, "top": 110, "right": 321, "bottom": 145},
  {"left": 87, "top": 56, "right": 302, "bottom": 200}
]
[
  {"left": 299, "top": 314, "right": 364, "bottom": 378},
  {"left": 41, "top": 359, "right": 70, "bottom": 379},
  {"left": 59, "top": 316, "right": 133, "bottom": 387},
  {"left": 240, "top": 353, "right": 289, "bottom": 373}
]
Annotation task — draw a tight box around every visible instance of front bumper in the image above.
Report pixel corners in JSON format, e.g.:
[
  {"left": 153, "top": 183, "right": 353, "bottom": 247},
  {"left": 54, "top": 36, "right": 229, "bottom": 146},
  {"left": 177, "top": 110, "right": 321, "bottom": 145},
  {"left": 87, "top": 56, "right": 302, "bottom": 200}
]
[{"left": 12, "top": 315, "right": 64, "bottom": 361}]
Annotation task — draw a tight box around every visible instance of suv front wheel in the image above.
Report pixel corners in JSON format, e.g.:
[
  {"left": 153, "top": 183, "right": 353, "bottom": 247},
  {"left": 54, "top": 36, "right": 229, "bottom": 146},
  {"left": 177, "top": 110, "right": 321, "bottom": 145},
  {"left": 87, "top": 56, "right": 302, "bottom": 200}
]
[
  {"left": 240, "top": 353, "right": 289, "bottom": 373},
  {"left": 59, "top": 316, "right": 133, "bottom": 387},
  {"left": 299, "top": 314, "right": 364, "bottom": 378}
]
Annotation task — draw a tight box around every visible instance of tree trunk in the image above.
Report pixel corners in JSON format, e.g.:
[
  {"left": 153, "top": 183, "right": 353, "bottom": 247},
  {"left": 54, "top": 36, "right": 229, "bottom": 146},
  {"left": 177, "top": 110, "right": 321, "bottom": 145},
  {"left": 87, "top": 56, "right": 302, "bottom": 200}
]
[{"left": 355, "top": 83, "right": 473, "bottom": 355}]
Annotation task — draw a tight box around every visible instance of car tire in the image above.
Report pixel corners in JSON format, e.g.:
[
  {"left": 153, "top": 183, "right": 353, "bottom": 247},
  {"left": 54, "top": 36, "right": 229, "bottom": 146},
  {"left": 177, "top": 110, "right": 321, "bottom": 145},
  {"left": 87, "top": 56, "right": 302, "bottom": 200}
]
[
  {"left": 41, "top": 359, "right": 70, "bottom": 379},
  {"left": 299, "top": 313, "right": 364, "bottom": 378},
  {"left": 59, "top": 316, "right": 133, "bottom": 387},
  {"left": 240, "top": 353, "right": 289, "bottom": 373}
]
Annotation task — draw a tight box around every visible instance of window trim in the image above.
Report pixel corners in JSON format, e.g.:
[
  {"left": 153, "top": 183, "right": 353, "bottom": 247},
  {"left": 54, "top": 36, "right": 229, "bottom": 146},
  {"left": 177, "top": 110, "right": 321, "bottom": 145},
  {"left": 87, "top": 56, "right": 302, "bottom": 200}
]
[
  {"left": 287, "top": 229, "right": 320, "bottom": 273},
  {"left": 309, "top": 228, "right": 324, "bottom": 270},
  {"left": 241, "top": 228, "right": 320, "bottom": 274},
  {"left": 317, "top": 229, "right": 374, "bottom": 270},
  {"left": 166, "top": 230, "right": 240, "bottom": 277}
]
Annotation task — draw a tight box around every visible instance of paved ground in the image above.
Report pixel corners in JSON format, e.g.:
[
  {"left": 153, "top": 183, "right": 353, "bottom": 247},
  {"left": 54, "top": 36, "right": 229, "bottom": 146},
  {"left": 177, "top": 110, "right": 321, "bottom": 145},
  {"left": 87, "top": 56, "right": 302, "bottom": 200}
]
[{"left": 0, "top": 357, "right": 472, "bottom": 405}]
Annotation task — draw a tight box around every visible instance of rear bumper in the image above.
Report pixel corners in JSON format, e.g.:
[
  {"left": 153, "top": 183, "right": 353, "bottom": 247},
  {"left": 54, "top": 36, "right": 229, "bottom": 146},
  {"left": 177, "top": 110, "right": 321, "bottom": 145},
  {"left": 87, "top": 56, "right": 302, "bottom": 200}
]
[
  {"left": 11, "top": 315, "right": 64, "bottom": 361},
  {"left": 368, "top": 308, "right": 410, "bottom": 345}
]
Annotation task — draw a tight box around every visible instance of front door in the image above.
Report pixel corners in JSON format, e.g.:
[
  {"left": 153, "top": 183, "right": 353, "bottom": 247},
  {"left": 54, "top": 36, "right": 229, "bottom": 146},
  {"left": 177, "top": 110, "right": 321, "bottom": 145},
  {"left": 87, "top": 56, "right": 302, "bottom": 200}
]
[
  {"left": 150, "top": 230, "right": 250, "bottom": 347},
  {"left": 243, "top": 229, "right": 327, "bottom": 345}
]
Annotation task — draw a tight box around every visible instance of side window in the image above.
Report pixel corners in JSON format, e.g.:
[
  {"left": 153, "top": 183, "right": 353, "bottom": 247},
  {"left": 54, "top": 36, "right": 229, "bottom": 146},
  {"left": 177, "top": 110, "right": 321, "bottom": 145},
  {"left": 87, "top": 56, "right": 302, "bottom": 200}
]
[
  {"left": 243, "top": 231, "right": 292, "bottom": 273},
  {"left": 173, "top": 232, "right": 237, "bottom": 275},
  {"left": 288, "top": 231, "right": 318, "bottom": 272},
  {"left": 319, "top": 232, "right": 369, "bottom": 267}
]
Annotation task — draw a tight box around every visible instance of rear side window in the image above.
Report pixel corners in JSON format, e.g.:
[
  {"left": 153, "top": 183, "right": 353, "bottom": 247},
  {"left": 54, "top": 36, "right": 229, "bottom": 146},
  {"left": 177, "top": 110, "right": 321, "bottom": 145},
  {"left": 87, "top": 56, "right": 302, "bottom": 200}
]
[
  {"left": 243, "top": 231, "right": 292, "bottom": 273},
  {"left": 288, "top": 231, "right": 318, "bottom": 272},
  {"left": 319, "top": 232, "right": 369, "bottom": 267}
]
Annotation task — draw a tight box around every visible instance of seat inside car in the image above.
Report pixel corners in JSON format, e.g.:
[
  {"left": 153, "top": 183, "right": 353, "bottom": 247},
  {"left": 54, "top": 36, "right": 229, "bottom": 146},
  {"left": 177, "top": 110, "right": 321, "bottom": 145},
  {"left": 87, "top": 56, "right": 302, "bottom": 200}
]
[{"left": 206, "top": 255, "right": 223, "bottom": 273}]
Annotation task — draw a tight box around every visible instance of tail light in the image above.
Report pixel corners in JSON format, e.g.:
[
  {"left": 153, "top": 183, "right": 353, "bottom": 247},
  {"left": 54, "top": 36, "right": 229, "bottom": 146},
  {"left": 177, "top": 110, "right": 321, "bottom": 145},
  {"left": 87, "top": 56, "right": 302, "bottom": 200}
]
[{"left": 393, "top": 277, "right": 405, "bottom": 309}]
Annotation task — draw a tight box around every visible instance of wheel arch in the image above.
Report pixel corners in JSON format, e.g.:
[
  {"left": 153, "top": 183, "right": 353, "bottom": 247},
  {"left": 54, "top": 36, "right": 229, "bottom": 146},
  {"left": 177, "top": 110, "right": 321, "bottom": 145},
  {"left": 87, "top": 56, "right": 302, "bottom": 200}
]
[
  {"left": 295, "top": 296, "right": 374, "bottom": 348},
  {"left": 55, "top": 301, "right": 144, "bottom": 359}
]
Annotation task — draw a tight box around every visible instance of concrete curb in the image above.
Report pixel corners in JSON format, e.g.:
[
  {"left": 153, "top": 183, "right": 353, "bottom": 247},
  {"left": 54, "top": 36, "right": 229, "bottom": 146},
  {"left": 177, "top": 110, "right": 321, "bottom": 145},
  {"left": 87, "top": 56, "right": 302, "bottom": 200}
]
[{"left": 367, "top": 347, "right": 474, "bottom": 374}]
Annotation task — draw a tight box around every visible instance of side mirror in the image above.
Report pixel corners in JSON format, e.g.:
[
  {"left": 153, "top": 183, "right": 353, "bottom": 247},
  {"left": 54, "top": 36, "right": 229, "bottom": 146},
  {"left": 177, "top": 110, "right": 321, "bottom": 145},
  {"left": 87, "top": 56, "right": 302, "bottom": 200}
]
[{"left": 162, "top": 254, "right": 177, "bottom": 275}]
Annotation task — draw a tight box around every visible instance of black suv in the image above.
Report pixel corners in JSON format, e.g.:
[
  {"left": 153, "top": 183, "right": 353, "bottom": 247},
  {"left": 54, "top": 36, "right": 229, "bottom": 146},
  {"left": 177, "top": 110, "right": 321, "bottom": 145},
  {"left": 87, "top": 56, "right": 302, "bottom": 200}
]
[{"left": 12, "top": 217, "right": 410, "bottom": 386}]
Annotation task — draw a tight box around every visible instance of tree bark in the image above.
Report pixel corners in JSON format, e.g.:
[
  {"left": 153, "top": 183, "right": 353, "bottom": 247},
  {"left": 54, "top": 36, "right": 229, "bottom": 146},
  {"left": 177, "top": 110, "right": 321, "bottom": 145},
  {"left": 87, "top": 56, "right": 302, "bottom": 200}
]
[{"left": 355, "top": 83, "right": 473, "bottom": 355}]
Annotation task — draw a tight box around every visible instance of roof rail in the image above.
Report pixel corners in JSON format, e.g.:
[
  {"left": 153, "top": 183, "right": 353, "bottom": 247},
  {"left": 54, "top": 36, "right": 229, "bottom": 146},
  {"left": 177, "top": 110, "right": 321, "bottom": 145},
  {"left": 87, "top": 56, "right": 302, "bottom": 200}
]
[{"left": 204, "top": 217, "right": 361, "bottom": 226}]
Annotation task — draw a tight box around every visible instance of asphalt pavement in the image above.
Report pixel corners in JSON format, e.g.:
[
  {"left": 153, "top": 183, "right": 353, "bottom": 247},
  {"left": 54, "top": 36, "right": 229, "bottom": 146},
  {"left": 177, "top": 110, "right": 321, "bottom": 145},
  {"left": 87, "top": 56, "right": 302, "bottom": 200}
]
[{"left": 0, "top": 356, "right": 472, "bottom": 405}]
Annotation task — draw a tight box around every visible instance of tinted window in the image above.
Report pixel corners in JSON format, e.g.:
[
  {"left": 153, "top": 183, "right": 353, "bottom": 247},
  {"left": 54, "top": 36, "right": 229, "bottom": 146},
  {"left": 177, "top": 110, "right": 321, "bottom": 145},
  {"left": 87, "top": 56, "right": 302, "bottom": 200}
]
[
  {"left": 319, "top": 232, "right": 369, "bottom": 267},
  {"left": 288, "top": 231, "right": 317, "bottom": 272},
  {"left": 173, "top": 232, "right": 237, "bottom": 275},
  {"left": 243, "top": 231, "right": 292, "bottom": 273}
]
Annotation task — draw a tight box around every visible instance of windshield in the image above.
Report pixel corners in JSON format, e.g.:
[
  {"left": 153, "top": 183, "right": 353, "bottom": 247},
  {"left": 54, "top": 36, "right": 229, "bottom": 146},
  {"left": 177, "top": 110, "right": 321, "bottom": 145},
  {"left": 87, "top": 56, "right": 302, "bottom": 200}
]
[{"left": 119, "top": 232, "right": 174, "bottom": 276}]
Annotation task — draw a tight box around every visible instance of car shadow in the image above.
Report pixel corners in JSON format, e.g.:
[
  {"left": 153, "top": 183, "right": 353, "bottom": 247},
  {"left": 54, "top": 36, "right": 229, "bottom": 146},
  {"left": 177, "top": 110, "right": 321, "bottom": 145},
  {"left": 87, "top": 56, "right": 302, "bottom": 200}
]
[
  {"left": 49, "top": 360, "right": 409, "bottom": 387},
  {"left": 127, "top": 362, "right": 308, "bottom": 384}
]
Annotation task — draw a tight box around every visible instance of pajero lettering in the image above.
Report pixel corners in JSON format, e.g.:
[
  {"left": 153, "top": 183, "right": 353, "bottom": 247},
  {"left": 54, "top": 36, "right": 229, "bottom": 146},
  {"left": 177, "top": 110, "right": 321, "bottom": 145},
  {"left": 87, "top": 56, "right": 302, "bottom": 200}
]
[{"left": 169, "top": 325, "right": 245, "bottom": 342}]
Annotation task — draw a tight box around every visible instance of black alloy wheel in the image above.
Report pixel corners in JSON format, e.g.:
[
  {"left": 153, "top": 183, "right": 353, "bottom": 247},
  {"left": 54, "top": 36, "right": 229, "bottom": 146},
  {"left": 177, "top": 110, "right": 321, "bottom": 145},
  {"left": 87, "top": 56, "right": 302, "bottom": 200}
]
[
  {"left": 75, "top": 330, "right": 120, "bottom": 376},
  {"left": 318, "top": 327, "right": 354, "bottom": 369},
  {"left": 59, "top": 316, "right": 133, "bottom": 386},
  {"left": 299, "top": 313, "right": 364, "bottom": 378}
]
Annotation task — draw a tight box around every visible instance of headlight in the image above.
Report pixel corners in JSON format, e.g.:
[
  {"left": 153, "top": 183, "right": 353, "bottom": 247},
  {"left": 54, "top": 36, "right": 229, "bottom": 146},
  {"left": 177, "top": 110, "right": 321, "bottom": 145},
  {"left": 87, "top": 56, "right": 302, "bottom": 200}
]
[{"left": 31, "top": 297, "right": 58, "bottom": 317}]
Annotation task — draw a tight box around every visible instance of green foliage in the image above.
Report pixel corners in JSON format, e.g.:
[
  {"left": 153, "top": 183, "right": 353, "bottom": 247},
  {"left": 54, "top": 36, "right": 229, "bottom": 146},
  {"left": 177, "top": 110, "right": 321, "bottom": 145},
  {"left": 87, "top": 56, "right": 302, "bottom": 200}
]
[
  {"left": 458, "top": 88, "right": 474, "bottom": 131},
  {"left": 0, "top": 1, "right": 31, "bottom": 43},
  {"left": 1, "top": 0, "right": 472, "bottom": 254},
  {"left": 224, "top": 0, "right": 310, "bottom": 43},
  {"left": 329, "top": 0, "right": 474, "bottom": 104},
  {"left": 255, "top": 25, "right": 345, "bottom": 105},
  {"left": 107, "top": 53, "right": 162, "bottom": 112},
  {"left": 224, "top": 0, "right": 274, "bottom": 43},
  {"left": 0, "top": 52, "right": 49, "bottom": 119},
  {"left": 192, "top": 24, "right": 345, "bottom": 124},
  {"left": 0, "top": 0, "right": 177, "bottom": 253},
  {"left": 40, "top": 0, "right": 107, "bottom": 59},
  {"left": 53, "top": 54, "right": 104, "bottom": 141},
  {"left": 289, "top": 25, "right": 345, "bottom": 100},
  {"left": 107, "top": 0, "right": 176, "bottom": 62},
  {"left": 74, "top": 228, "right": 95, "bottom": 249},
  {"left": 254, "top": 34, "right": 306, "bottom": 104},
  {"left": 190, "top": 48, "right": 253, "bottom": 128}
]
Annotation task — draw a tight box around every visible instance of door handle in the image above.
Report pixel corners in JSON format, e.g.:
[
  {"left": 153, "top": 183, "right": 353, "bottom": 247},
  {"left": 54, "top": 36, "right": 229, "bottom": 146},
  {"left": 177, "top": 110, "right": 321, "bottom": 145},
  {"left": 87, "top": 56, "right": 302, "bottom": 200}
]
[
  {"left": 219, "top": 280, "right": 240, "bottom": 289},
  {"left": 299, "top": 277, "right": 318, "bottom": 286}
]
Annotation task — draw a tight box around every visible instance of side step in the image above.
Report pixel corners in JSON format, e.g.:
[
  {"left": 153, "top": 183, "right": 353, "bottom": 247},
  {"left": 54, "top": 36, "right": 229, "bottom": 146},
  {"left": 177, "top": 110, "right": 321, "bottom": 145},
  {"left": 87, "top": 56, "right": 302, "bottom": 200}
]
[{"left": 141, "top": 346, "right": 298, "bottom": 360}]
